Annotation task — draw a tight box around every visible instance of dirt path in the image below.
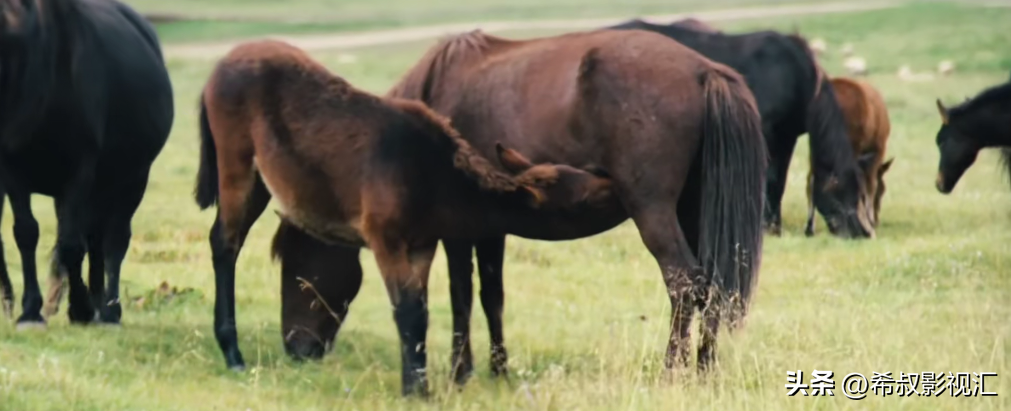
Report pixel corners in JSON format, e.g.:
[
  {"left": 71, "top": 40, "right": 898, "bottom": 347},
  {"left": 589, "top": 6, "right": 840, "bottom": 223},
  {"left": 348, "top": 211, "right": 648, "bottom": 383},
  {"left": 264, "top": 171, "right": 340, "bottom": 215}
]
[{"left": 164, "top": 1, "right": 898, "bottom": 59}]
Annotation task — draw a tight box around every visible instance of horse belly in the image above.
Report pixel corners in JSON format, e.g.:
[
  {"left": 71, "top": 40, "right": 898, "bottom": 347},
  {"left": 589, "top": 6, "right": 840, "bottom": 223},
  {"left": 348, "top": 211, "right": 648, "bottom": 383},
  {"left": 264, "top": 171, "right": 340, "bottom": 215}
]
[{"left": 253, "top": 157, "right": 365, "bottom": 247}]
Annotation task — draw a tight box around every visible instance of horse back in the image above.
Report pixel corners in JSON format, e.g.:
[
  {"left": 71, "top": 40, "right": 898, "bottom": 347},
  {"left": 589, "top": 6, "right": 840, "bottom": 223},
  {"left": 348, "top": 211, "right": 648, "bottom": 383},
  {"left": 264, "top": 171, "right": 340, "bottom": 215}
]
[{"left": 830, "top": 77, "right": 890, "bottom": 155}]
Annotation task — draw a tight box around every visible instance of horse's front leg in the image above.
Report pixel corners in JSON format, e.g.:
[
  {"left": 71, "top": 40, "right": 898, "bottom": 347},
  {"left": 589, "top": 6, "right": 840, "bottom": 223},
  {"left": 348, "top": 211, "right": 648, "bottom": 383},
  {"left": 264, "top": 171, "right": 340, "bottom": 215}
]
[
  {"left": 373, "top": 238, "right": 437, "bottom": 397},
  {"left": 443, "top": 238, "right": 476, "bottom": 386}
]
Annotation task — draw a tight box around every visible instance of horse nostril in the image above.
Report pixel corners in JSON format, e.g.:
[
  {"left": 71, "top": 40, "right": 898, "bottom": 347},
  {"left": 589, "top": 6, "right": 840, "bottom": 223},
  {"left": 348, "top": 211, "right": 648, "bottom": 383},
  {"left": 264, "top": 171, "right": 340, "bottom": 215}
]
[{"left": 285, "top": 340, "right": 327, "bottom": 361}]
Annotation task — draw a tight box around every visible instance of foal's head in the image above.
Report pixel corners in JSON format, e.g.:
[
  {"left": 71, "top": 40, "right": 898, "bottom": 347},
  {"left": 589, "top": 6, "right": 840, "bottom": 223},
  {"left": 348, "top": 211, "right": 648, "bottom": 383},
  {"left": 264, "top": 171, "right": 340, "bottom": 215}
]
[
  {"left": 933, "top": 82, "right": 1011, "bottom": 193},
  {"left": 494, "top": 143, "right": 614, "bottom": 211}
]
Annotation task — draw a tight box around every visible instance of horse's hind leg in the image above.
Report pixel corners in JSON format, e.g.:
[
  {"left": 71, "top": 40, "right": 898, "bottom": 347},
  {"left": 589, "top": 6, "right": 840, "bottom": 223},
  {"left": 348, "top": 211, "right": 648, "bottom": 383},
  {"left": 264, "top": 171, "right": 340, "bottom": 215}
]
[
  {"left": 696, "top": 302, "right": 721, "bottom": 372},
  {"left": 0, "top": 192, "right": 14, "bottom": 319},
  {"left": 476, "top": 236, "right": 508, "bottom": 377},
  {"left": 97, "top": 174, "right": 152, "bottom": 324},
  {"left": 443, "top": 239, "right": 476, "bottom": 385},
  {"left": 11, "top": 193, "right": 44, "bottom": 328},
  {"left": 630, "top": 203, "right": 701, "bottom": 370},
  {"left": 86, "top": 225, "right": 106, "bottom": 320},
  {"left": 211, "top": 173, "right": 272, "bottom": 371}
]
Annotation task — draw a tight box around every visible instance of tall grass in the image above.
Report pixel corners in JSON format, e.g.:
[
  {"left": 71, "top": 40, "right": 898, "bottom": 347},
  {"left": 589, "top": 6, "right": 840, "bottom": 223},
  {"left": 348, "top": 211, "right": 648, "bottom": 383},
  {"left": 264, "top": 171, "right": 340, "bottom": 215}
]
[{"left": 1, "top": 3, "right": 1009, "bottom": 410}]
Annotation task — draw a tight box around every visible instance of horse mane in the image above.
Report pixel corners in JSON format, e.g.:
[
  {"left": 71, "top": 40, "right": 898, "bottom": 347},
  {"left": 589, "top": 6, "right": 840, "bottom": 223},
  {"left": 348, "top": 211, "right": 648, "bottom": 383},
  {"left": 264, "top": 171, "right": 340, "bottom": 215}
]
[
  {"left": 783, "top": 33, "right": 826, "bottom": 100},
  {"left": 385, "top": 97, "right": 558, "bottom": 192},
  {"left": 386, "top": 29, "right": 496, "bottom": 101},
  {"left": 948, "top": 81, "right": 1011, "bottom": 117}
]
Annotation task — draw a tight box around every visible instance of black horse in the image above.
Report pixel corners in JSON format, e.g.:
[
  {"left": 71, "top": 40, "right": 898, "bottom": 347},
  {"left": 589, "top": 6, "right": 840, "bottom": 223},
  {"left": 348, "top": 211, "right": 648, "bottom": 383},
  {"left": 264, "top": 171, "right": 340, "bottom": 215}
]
[
  {"left": 608, "top": 20, "right": 875, "bottom": 239},
  {"left": 933, "top": 80, "right": 1011, "bottom": 194},
  {"left": 0, "top": 0, "right": 174, "bottom": 327}
]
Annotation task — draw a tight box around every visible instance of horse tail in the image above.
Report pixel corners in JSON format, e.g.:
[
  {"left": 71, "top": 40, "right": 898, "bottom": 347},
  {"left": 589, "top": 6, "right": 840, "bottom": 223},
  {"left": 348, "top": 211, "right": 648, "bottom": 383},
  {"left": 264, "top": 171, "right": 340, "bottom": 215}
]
[
  {"left": 698, "top": 64, "right": 768, "bottom": 330},
  {"left": 195, "top": 94, "right": 219, "bottom": 209}
]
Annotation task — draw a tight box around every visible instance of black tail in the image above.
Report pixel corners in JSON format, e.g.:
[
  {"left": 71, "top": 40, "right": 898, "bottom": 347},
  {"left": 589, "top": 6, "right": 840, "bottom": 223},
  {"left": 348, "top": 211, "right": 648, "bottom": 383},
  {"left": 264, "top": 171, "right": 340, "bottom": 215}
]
[
  {"left": 698, "top": 65, "right": 768, "bottom": 329},
  {"left": 195, "top": 95, "right": 219, "bottom": 209}
]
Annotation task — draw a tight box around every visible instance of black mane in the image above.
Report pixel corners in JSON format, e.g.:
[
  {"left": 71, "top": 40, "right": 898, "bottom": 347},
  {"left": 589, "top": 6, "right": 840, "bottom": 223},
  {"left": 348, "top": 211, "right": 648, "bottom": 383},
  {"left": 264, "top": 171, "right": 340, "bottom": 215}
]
[{"left": 949, "top": 80, "right": 1011, "bottom": 117}]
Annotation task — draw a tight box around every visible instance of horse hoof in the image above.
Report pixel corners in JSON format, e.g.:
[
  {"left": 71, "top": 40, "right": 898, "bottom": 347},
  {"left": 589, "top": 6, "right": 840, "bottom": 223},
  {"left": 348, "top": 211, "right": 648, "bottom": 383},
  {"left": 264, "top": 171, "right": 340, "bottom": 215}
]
[
  {"left": 16, "top": 321, "right": 47, "bottom": 331},
  {"left": 229, "top": 364, "right": 247, "bottom": 373}
]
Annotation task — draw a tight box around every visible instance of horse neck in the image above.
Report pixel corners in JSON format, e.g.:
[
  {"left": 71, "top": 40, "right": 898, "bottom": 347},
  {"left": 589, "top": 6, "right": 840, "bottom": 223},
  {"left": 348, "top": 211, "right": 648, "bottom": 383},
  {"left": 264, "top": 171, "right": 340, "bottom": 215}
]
[
  {"left": 965, "top": 105, "right": 1011, "bottom": 148},
  {"left": 806, "top": 80, "right": 858, "bottom": 175}
]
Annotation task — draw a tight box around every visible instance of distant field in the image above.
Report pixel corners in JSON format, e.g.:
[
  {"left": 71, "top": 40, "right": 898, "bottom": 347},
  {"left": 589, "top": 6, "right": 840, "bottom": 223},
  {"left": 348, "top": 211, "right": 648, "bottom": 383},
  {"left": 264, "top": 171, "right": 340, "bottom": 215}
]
[
  {"left": 2, "top": 2, "right": 1011, "bottom": 411},
  {"left": 130, "top": 0, "right": 842, "bottom": 22},
  {"left": 141, "top": 0, "right": 861, "bottom": 43}
]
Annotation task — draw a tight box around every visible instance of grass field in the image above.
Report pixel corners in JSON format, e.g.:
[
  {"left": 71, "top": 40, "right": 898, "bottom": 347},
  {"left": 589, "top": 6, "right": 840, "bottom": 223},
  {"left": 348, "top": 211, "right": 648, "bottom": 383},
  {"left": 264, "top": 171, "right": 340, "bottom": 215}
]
[{"left": 2, "top": 2, "right": 1011, "bottom": 410}]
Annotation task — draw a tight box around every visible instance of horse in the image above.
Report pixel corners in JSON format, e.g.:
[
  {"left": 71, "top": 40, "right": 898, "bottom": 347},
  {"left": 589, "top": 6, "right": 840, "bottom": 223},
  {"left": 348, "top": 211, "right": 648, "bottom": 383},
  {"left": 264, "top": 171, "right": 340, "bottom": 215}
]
[
  {"left": 383, "top": 29, "right": 767, "bottom": 386},
  {"left": 192, "top": 39, "right": 617, "bottom": 396},
  {"left": 608, "top": 19, "right": 875, "bottom": 238},
  {"left": 806, "top": 77, "right": 893, "bottom": 236},
  {"left": 272, "top": 220, "right": 363, "bottom": 360},
  {"left": 670, "top": 17, "right": 721, "bottom": 33},
  {"left": 0, "top": 0, "right": 174, "bottom": 327},
  {"left": 933, "top": 80, "right": 1011, "bottom": 194}
]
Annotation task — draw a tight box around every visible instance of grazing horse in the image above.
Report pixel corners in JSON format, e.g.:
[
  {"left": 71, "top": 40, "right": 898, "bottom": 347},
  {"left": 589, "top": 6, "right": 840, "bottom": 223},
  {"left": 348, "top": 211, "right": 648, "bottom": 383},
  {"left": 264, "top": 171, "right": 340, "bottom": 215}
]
[
  {"left": 272, "top": 221, "right": 363, "bottom": 360},
  {"left": 385, "top": 29, "right": 766, "bottom": 385},
  {"left": 0, "top": 0, "right": 174, "bottom": 326},
  {"left": 806, "top": 77, "right": 893, "bottom": 236},
  {"left": 608, "top": 19, "right": 875, "bottom": 238},
  {"left": 671, "top": 17, "right": 721, "bottom": 33},
  {"left": 933, "top": 80, "right": 1011, "bottom": 193},
  {"left": 193, "top": 39, "right": 616, "bottom": 396}
]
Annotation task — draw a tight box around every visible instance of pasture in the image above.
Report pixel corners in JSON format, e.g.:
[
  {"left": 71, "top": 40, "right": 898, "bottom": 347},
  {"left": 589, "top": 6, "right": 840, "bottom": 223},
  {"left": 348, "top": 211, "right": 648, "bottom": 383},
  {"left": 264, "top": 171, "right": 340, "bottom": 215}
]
[{"left": 1, "top": 2, "right": 1010, "bottom": 410}]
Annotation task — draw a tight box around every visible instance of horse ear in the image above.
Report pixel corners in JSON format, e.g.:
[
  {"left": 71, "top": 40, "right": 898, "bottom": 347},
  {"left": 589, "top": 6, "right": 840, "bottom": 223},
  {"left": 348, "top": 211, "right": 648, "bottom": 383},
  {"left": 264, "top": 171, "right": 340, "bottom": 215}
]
[
  {"left": 496, "top": 142, "right": 534, "bottom": 174},
  {"left": 936, "top": 99, "right": 949, "bottom": 124},
  {"left": 879, "top": 157, "right": 894, "bottom": 175}
]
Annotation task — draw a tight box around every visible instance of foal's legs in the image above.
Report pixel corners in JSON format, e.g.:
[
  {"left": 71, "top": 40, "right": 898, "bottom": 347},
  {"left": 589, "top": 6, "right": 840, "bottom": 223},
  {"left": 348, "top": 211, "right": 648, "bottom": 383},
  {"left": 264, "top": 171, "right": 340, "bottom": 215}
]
[
  {"left": 373, "top": 238, "right": 437, "bottom": 397},
  {"left": 476, "top": 236, "right": 508, "bottom": 377},
  {"left": 10, "top": 193, "right": 43, "bottom": 327},
  {"left": 444, "top": 239, "right": 476, "bottom": 385},
  {"left": 210, "top": 175, "right": 271, "bottom": 370}
]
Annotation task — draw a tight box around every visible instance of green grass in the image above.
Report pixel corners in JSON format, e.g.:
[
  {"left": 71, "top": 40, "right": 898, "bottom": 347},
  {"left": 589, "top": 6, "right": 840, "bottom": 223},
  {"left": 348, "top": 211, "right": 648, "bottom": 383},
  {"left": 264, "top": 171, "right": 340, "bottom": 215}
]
[{"left": 2, "top": 2, "right": 1011, "bottom": 410}]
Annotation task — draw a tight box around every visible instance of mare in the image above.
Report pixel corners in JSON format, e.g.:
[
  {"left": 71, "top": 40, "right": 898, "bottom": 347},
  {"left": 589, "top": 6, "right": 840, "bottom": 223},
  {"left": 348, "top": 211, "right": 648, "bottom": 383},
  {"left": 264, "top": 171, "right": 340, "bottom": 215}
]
[
  {"left": 0, "top": 0, "right": 174, "bottom": 326},
  {"left": 934, "top": 80, "right": 1011, "bottom": 194},
  {"left": 806, "top": 77, "right": 893, "bottom": 236},
  {"left": 384, "top": 29, "right": 767, "bottom": 385},
  {"left": 608, "top": 19, "right": 876, "bottom": 238},
  {"left": 192, "top": 39, "right": 616, "bottom": 396}
]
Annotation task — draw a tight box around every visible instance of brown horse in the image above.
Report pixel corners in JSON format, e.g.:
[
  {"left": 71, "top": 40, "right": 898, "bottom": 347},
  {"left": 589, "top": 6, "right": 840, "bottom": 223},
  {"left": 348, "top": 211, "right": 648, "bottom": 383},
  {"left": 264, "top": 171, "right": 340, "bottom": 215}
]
[
  {"left": 192, "top": 39, "right": 616, "bottom": 396},
  {"left": 386, "top": 29, "right": 767, "bottom": 384},
  {"left": 805, "top": 77, "right": 893, "bottom": 236},
  {"left": 272, "top": 220, "right": 362, "bottom": 360}
]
